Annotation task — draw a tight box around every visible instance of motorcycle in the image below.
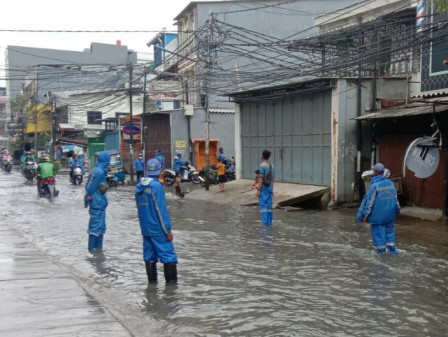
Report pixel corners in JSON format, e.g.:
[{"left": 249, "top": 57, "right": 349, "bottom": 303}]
[
  {"left": 164, "top": 163, "right": 203, "bottom": 186},
  {"left": 23, "top": 161, "right": 38, "bottom": 181},
  {"left": 1, "top": 154, "right": 13, "bottom": 173},
  {"left": 198, "top": 164, "right": 219, "bottom": 187},
  {"left": 37, "top": 175, "right": 58, "bottom": 202},
  {"left": 106, "top": 170, "right": 118, "bottom": 188},
  {"left": 70, "top": 165, "right": 84, "bottom": 185},
  {"left": 226, "top": 157, "right": 236, "bottom": 181}
]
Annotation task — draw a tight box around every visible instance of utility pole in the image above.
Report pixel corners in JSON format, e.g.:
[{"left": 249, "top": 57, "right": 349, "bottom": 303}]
[
  {"left": 47, "top": 91, "right": 56, "bottom": 161},
  {"left": 34, "top": 66, "right": 38, "bottom": 156},
  {"left": 204, "top": 12, "right": 215, "bottom": 191},
  {"left": 34, "top": 98, "right": 38, "bottom": 156},
  {"left": 142, "top": 68, "right": 148, "bottom": 163},
  {"left": 128, "top": 63, "right": 135, "bottom": 182}
]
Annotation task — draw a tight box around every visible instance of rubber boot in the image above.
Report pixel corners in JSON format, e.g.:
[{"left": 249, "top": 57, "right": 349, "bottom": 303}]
[
  {"left": 175, "top": 186, "right": 181, "bottom": 196},
  {"left": 387, "top": 243, "right": 399, "bottom": 255},
  {"left": 163, "top": 263, "right": 178, "bottom": 284},
  {"left": 375, "top": 247, "right": 386, "bottom": 254},
  {"left": 88, "top": 235, "right": 97, "bottom": 253},
  {"left": 145, "top": 262, "right": 158, "bottom": 283}
]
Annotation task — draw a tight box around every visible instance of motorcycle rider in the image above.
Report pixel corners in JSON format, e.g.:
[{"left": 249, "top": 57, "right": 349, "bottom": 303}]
[
  {"left": 69, "top": 154, "right": 86, "bottom": 182},
  {"left": 21, "top": 151, "right": 35, "bottom": 171},
  {"left": 173, "top": 151, "right": 187, "bottom": 197},
  {"left": 36, "top": 153, "right": 57, "bottom": 193},
  {"left": 135, "top": 158, "right": 178, "bottom": 284},
  {"left": 84, "top": 151, "right": 111, "bottom": 253}
]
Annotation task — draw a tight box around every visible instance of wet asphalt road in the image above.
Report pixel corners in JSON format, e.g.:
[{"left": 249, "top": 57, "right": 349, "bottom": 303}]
[{"left": 1, "top": 168, "right": 448, "bottom": 336}]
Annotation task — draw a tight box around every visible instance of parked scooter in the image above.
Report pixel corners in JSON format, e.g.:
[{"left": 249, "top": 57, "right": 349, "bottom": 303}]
[
  {"left": 23, "top": 161, "right": 38, "bottom": 181},
  {"left": 70, "top": 165, "right": 84, "bottom": 185},
  {"left": 199, "top": 164, "right": 219, "bottom": 187},
  {"left": 164, "top": 163, "right": 203, "bottom": 186},
  {"left": 37, "top": 174, "right": 58, "bottom": 202}
]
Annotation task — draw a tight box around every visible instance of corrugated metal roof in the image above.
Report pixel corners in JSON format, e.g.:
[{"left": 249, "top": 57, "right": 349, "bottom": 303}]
[{"left": 355, "top": 103, "right": 448, "bottom": 120}]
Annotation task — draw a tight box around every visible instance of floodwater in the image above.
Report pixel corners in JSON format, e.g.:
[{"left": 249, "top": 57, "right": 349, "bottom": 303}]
[{"left": 1, "top": 169, "right": 448, "bottom": 336}]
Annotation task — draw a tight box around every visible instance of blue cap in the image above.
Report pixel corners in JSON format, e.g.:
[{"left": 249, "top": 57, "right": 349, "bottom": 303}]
[
  {"left": 146, "top": 158, "right": 161, "bottom": 176},
  {"left": 176, "top": 150, "right": 182, "bottom": 156},
  {"left": 372, "top": 163, "right": 385, "bottom": 173}
]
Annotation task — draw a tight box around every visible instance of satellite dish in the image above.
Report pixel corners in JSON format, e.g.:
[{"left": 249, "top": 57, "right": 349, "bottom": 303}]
[{"left": 403, "top": 136, "right": 440, "bottom": 178}]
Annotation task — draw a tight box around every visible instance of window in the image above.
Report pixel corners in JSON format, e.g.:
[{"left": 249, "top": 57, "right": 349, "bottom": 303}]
[
  {"left": 56, "top": 106, "right": 68, "bottom": 124},
  {"left": 87, "top": 111, "right": 102, "bottom": 125}
]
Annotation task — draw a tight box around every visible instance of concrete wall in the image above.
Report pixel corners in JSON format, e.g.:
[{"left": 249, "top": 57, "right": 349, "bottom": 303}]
[
  {"left": 169, "top": 107, "right": 235, "bottom": 166},
  {"left": 332, "top": 79, "right": 374, "bottom": 204}
]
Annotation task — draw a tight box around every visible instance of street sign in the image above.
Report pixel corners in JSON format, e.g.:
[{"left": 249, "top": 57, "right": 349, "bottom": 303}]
[{"left": 403, "top": 136, "right": 440, "bottom": 178}]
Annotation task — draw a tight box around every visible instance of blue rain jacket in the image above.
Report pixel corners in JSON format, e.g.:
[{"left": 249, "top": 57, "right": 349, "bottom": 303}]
[
  {"left": 69, "top": 158, "right": 86, "bottom": 174},
  {"left": 173, "top": 156, "right": 187, "bottom": 173},
  {"left": 217, "top": 152, "right": 229, "bottom": 168},
  {"left": 133, "top": 158, "right": 145, "bottom": 171},
  {"left": 359, "top": 175, "right": 400, "bottom": 225},
  {"left": 85, "top": 151, "right": 110, "bottom": 211},
  {"left": 135, "top": 177, "right": 172, "bottom": 237},
  {"left": 155, "top": 153, "right": 166, "bottom": 169}
]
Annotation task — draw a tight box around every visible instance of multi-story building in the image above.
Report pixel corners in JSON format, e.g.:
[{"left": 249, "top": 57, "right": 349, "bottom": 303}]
[
  {"left": 145, "top": 0, "right": 359, "bottom": 168},
  {"left": 0, "top": 87, "right": 8, "bottom": 148},
  {"left": 229, "top": 0, "right": 448, "bottom": 213},
  {"left": 5, "top": 43, "right": 139, "bottom": 159}
]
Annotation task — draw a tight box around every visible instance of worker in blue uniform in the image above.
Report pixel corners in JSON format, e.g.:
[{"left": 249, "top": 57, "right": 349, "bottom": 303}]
[
  {"left": 84, "top": 151, "right": 111, "bottom": 253},
  {"left": 135, "top": 158, "right": 178, "bottom": 284},
  {"left": 133, "top": 153, "right": 145, "bottom": 182},
  {"left": 357, "top": 163, "right": 401, "bottom": 254},
  {"left": 155, "top": 149, "right": 166, "bottom": 169},
  {"left": 256, "top": 149, "right": 274, "bottom": 225}
]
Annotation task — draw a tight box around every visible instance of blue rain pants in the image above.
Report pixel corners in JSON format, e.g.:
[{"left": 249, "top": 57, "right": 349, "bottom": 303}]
[
  {"left": 143, "top": 236, "right": 178, "bottom": 264},
  {"left": 259, "top": 189, "right": 273, "bottom": 225},
  {"left": 88, "top": 234, "right": 104, "bottom": 253},
  {"left": 371, "top": 223, "right": 396, "bottom": 253}
]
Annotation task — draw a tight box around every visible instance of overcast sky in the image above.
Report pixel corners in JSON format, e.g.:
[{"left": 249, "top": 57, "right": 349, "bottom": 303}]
[{"left": 0, "top": 0, "right": 199, "bottom": 86}]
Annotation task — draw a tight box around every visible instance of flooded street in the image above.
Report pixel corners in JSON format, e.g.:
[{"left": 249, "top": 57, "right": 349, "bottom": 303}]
[{"left": 1, "top": 169, "right": 448, "bottom": 336}]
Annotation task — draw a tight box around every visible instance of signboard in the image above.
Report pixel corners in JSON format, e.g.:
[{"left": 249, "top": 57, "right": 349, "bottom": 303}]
[
  {"left": 175, "top": 140, "right": 186, "bottom": 148},
  {"left": 122, "top": 125, "right": 141, "bottom": 135},
  {"left": 122, "top": 124, "right": 141, "bottom": 140},
  {"left": 403, "top": 136, "right": 440, "bottom": 178}
]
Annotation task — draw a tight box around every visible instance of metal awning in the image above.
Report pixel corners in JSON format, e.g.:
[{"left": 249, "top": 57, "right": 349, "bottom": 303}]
[
  {"left": 59, "top": 123, "right": 77, "bottom": 130},
  {"left": 355, "top": 103, "right": 448, "bottom": 120},
  {"left": 209, "top": 108, "right": 234, "bottom": 114}
]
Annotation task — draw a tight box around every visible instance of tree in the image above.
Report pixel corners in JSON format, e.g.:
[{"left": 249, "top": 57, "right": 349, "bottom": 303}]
[{"left": 434, "top": 0, "right": 448, "bottom": 13}]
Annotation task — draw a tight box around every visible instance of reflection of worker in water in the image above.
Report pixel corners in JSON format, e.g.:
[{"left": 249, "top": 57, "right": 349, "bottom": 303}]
[{"left": 357, "top": 163, "right": 400, "bottom": 255}]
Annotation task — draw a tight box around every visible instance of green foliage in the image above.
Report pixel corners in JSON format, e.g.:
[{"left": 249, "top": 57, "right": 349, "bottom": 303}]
[
  {"left": 434, "top": 0, "right": 448, "bottom": 13},
  {"left": 335, "top": 38, "right": 354, "bottom": 77},
  {"left": 53, "top": 161, "right": 61, "bottom": 175}
]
